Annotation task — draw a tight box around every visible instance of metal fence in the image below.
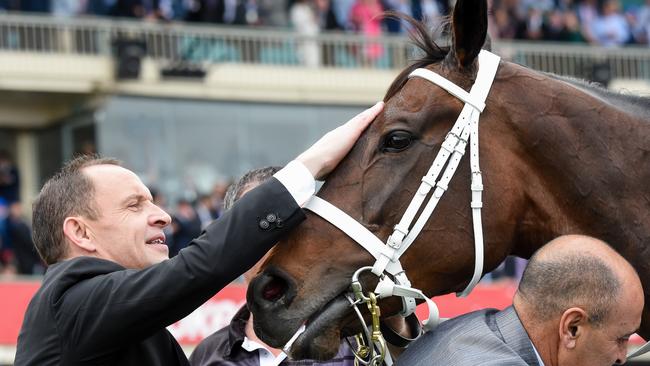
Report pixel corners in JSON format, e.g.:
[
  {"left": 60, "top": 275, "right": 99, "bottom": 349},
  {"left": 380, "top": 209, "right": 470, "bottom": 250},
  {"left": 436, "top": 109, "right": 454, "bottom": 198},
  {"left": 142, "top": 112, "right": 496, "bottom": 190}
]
[{"left": 0, "top": 12, "right": 649, "bottom": 79}]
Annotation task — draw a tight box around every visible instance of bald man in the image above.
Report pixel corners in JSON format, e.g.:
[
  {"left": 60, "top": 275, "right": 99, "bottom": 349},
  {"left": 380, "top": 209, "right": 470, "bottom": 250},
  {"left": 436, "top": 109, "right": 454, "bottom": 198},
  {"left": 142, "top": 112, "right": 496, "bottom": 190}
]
[{"left": 397, "top": 235, "right": 644, "bottom": 366}]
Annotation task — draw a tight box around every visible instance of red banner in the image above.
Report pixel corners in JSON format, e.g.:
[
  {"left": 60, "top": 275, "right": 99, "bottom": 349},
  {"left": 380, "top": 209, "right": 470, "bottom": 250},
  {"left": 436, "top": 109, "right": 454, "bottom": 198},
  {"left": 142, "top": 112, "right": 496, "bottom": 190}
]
[{"left": 1, "top": 280, "right": 644, "bottom": 346}]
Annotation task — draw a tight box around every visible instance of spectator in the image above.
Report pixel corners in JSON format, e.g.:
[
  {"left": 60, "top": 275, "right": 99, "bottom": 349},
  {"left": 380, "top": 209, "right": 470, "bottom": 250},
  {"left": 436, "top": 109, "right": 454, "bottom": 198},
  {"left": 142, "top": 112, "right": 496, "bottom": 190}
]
[
  {"left": 184, "top": 0, "right": 249, "bottom": 24},
  {"left": 3, "top": 0, "right": 647, "bottom": 45},
  {"left": 577, "top": 0, "right": 600, "bottom": 42},
  {"left": 518, "top": 0, "right": 554, "bottom": 15},
  {"left": 315, "top": 0, "right": 343, "bottom": 31},
  {"left": 590, "top": 0, "right": 631, "bottom": 46},
  {"left": 155, "top": 0, "right": 177, "bottom": 20},
  {"left": 19, "top": 0, "right": 51, "bottom": 12},
  {"left": 258, "top": 0, "right": 289, "bottom": 27},
  {"left": 111, "top": 0, "right": 146, "bottom": 18},
  {"left": 223, "top": 0, "right": 251, "bottom": 25},
  {"left": 0, "top": 150, "right": 19, "bottom": 205},
  {"left": 420, "top": 0, "right": 442, "bottom": 31},
  {"left": 382, "top": 0, "right": 412, "bottom": 34},
  {"left": 86, "top": 0, "right": 117, "bottom": 16},
  {"left": 542, "top": 9, "right": 569, "bottom": 41},
  {"left": 315, "top": 0, "right": 343, "bottom": 65},
  {"left": 184, "top": 0, "right": 208, "bottom": 22},
  {"left": 562, "top": 10, "right": 588, "bottom": 42},
  {"left": 491, "top": 2, "right": 520, "bottom": 39},
  {"left": 195, "top": 194, "right": 218, "bottom": 230},
  {"left": 398, "top": 235, "right": 643, "bottom": 366},
  {"left": 631, "top": 0, "right": 650, "bottom": 44},
  {"left": 0, "top": 197, "right": 12, "bottom": 274},
  {"left": 210, "top": 181, "right": 229, "bottom": 218},
  {"left": 331, "top": 0, "right": 356, "bottom": 29},
  {"left": 290, "top": 0, "right": 321, "bottom": 67},
  {"left": 7, "top": 202, "right": 42, "bottom": 275},
  {"left": 350, "top": 0, "right": 384, "bottom": 64},
  {"left": 170, "top": 198, "right": 203, "bottom": 256},
  {"left": 51, "top": 0, "right": 86, "bottom": 17}
]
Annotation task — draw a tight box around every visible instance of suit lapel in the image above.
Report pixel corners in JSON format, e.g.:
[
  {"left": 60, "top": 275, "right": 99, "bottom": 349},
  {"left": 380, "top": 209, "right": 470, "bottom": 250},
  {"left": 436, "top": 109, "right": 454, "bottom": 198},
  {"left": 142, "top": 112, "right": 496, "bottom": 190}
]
[{"left": 494, "top": 306, "right": 541, "bottom": 366}]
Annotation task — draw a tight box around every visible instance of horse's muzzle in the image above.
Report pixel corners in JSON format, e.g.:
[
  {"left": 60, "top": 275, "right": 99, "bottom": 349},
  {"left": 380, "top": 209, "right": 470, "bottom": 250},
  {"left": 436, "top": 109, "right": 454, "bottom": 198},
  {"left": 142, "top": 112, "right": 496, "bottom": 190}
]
[{"left": 246, "top": 267, "right": 301, "bottom": 346}]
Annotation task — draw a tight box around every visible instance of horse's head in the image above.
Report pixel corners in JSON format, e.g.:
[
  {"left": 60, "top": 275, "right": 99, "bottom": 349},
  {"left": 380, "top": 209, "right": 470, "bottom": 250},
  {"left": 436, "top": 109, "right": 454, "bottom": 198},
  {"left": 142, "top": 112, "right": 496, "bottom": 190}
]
[{"left": 248, "top": 0, "right": 532, "bottom": 359}]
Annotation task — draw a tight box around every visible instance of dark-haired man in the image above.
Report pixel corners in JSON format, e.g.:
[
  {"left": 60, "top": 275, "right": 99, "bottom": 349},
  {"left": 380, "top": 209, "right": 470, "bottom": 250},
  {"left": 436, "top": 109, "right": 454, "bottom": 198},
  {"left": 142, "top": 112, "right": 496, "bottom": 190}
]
[
  {"left": 190, "top": 166, "right": 417, "bottom": 366},
  {"left": 14, "top": 102, "right": 384, "bottom": 366},
  {"left": 190, "top": 166, "right": 358, "bottom": 366},
  {"left": 397, "top": 235, "right": 643, "bottom": 366}
]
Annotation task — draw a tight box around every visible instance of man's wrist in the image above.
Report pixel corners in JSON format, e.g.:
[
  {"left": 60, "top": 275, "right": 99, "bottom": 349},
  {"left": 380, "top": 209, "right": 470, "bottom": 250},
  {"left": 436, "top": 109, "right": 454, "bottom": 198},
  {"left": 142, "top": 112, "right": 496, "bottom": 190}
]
[
  {"left": 295, "top": 155, "right": 318, "bottom": 179},
  {"left": 273, "top": 161, "right": 316, "bottom": 206}
]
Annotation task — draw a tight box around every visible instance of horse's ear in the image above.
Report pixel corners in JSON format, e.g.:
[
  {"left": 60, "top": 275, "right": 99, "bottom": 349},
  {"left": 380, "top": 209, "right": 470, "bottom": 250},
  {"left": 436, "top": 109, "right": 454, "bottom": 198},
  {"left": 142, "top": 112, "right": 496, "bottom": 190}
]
[{"left": 446, "top": 0, "right": 488, "bottom": 69}]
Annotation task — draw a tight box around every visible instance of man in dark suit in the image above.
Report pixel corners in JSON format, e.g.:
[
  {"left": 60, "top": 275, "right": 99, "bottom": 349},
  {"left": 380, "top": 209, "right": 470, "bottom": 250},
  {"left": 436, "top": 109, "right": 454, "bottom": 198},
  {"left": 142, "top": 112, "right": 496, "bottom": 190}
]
[
  {"left": 397, "top": 235, "right": 643, "bottom": 366},
  {"left": 14, "top": 101, "right": 384, "bottom": 366},
  {"left": 189, "top": 166, "right": 358, "bottom": 366}
]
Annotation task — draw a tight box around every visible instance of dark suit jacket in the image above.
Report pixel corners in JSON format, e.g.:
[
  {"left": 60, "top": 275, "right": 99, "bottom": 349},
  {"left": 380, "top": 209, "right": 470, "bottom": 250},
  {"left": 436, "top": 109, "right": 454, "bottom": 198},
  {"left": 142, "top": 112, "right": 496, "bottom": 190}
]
[
  {"left": 188, "top": 306, "right": 357, "bottom": 366},
  {"left": 15, "top": 178, "right": 304, "bottom": 366},
  {"left": 396, "top": 307, "right": 541, "bottom": 366}
]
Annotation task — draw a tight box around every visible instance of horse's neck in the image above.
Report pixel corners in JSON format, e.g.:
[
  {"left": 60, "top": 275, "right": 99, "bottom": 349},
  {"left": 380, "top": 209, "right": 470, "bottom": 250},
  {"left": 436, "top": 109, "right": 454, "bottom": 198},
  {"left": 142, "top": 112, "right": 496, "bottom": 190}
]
[{"left": 504, "top": 67, "right": 650, "bottom": 259}]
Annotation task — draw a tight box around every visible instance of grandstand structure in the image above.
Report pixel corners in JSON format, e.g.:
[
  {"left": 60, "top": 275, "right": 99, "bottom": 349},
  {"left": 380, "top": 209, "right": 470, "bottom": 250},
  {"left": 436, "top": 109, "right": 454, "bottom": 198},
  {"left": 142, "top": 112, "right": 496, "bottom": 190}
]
[{"left": 0, "top": 12, "right": 648, "bottom": 207}]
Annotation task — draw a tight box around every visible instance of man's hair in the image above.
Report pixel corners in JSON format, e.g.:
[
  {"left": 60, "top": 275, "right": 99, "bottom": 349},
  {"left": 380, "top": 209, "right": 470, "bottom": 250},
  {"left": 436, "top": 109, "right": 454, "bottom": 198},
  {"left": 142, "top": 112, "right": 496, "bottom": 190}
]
[
  {"left": 223, "top": 166, "right": 281, "bottom": 211},
  {"left": 32, "top": 155, "right": 122, "bottom": 264},
  {"left": 517, "top": 252, "right": 620, "bottom": 325}
]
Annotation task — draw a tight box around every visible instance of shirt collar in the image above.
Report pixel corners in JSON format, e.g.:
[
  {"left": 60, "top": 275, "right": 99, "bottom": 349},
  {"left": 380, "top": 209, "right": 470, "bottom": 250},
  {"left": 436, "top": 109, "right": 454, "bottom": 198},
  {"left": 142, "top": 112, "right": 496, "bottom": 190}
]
[
  {"left": 224, "top": 305, "right": 251, "bottom": 359},
  {"left": 241, "top": 336, "right": 288, "bottom": 366}
]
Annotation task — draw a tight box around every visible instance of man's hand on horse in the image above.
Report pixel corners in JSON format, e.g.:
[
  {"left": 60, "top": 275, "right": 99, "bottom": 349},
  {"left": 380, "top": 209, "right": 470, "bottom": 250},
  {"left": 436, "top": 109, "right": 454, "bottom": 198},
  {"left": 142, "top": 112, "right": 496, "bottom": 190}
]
[{"left": 298, "top": 101, "right": 384, "bottom": 180}]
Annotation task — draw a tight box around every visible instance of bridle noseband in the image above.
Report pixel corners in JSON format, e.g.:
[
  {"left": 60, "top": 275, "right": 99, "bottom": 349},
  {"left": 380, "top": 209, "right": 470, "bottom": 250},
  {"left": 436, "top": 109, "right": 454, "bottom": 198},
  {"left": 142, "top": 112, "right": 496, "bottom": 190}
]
[{"left": 293, "top": 50, "right": 501, "bottom": 365}]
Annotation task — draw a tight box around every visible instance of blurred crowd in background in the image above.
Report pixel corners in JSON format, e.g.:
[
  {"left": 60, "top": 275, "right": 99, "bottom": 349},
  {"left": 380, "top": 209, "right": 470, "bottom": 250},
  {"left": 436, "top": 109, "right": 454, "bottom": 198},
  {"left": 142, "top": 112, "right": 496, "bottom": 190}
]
[
  {"left": 0, "top": 0, "right": 648, "bottom": 46},
  {"left": 0, "top": 150, "right": 42, "bottom": 277}
]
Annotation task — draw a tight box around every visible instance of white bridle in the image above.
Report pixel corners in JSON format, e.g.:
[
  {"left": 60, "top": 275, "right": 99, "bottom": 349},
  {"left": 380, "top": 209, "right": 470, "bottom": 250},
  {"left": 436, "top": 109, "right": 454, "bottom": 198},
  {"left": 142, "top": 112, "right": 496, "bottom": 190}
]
[{"left": 302, "top": 50, "right": 501, "bottom": 331}]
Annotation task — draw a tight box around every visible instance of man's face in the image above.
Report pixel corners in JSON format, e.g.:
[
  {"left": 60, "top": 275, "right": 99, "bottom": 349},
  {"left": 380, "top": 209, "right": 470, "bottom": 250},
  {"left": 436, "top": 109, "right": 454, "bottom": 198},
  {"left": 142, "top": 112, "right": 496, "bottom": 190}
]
[
  {"left": 82, "top": 165, "right": 172, "bottom": 269},
  {"left": 560, "top": 285, "right": 643, "bottom": 366}
]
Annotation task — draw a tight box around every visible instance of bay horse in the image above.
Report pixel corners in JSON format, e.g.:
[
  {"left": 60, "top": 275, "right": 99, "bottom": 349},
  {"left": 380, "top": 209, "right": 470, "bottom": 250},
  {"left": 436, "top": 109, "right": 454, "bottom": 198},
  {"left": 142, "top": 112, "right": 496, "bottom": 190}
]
[{"left": 247, "top": 0, "right": 650, "bottom": 360}]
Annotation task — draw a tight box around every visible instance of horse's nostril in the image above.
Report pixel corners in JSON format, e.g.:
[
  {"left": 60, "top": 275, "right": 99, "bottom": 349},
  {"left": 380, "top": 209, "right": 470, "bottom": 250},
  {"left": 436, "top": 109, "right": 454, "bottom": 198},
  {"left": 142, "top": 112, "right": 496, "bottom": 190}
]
[{"left": 262, "top": 276, "right": 287, "bottom": 302}]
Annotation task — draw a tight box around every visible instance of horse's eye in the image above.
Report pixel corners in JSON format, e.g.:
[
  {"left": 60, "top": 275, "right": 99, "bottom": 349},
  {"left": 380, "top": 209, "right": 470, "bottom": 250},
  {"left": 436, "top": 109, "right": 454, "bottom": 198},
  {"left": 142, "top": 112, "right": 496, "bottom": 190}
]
[{"left": 381, "top": 131, "right": 414, "bottom": 153}]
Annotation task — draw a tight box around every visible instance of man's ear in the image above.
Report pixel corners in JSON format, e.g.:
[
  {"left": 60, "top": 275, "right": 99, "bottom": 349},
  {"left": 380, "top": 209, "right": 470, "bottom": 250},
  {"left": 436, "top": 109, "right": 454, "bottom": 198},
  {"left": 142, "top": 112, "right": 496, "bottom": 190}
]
[
  {"left": 63, "top": 216, "right": 97, "bottom": 253},
  {"left": 559, "top": 307, "right": 589, "bottom": 349}
]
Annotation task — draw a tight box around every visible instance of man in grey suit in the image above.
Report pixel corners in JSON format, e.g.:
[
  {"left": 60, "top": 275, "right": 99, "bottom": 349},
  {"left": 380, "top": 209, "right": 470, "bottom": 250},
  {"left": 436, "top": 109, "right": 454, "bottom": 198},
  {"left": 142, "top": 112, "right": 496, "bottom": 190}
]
[{"left": 397, "top": 235, "right": 643, "bottom": 366}]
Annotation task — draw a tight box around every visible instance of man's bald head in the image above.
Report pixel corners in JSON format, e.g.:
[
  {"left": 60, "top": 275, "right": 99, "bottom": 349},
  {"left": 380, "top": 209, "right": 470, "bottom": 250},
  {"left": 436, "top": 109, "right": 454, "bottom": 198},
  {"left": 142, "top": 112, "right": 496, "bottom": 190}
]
[{"left": 515, "top": 235, "right": 640, "bottom": 325}]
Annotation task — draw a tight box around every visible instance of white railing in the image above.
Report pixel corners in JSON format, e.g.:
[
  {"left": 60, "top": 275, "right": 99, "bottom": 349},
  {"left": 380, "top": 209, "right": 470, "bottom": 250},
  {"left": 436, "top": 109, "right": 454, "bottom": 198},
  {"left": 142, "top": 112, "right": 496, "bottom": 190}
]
[{"left": 0, "top": 12, "right": 649, "bottom": 79}]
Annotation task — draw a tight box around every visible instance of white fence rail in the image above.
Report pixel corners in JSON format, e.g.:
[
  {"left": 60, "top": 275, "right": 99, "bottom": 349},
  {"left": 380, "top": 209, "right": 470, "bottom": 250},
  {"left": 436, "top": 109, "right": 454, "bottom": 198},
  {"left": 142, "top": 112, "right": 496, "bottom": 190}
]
[{"left": 0, "top": 13, "right": 649, "bottom": 80}]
